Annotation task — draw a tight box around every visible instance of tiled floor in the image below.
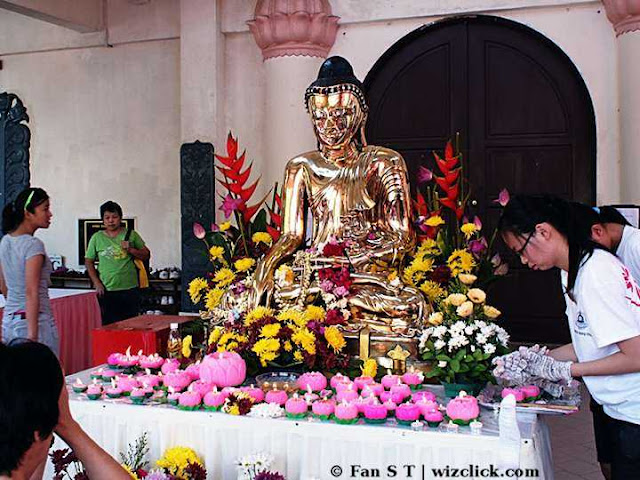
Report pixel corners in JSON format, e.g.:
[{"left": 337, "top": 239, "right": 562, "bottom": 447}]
[{"left": 545, "top": 386, "right": 604, "bottom": 479}]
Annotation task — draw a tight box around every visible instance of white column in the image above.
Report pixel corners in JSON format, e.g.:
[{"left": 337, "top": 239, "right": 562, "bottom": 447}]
[
  {"left": 180, "top": 0, "right": 223, "bottom": 144},
  {"left": 619, "top": 32, "right": 640, "bottom": 203}
]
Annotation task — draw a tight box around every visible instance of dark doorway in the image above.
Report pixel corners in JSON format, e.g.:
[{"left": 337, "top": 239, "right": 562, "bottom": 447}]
[{"left": 364, "top": 15, "right": 596, "bottom": 344}]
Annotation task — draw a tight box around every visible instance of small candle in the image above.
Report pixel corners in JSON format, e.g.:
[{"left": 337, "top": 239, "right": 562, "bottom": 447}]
[
  {"left": 416, "top": 399, "right": 439, "bottom": 417},
  {"left": 107, "top": 353, "right": 122, "bottom": 367},
  {"left": 203, "top": 387, "right": 226, "bottom": 410},
  {"left": 105, "top": 379, "right": 123, "bottom": 398},
  {"left": 86, "top": 384, "right": 102, "bottom": 400},
  {"left": 311, "top": 399, "right": 335, "bottom": 418},
  {"left": 395, "top": 402, "right": 421, "bottom": 423},
  {"left": 330, "top": 373, "right": 349, "bottom": 389},
  {"left": 361, "top": 382, "right": 384, "bottom": 397},
  {"left": 469, "top": 420, "right": 483, "bottom": 435},
  {"left": 161, "top": 358, "right": 180, "bottom": 375},
  {"left": 178, "top": 390, "right": 202, "bottom": 409},
  {"left": 90, "top": 368, "right": 104, "bottom": 380},
  {"left": 501, "top": 387, "right": 525, "bottom": 402},
  {"left": 381, "top": 371, "right": 400, "bottom": 389},
  {"left": 380, "top": 390, "right": 406, "bottom": 404},
  {"left": 303, "top": 385, "right": 319, "bottom": 404},
  {"left": 445, "top": 420, "right": 459, "bottom": 433},
  {"left": 298, "top": 371, "right": 328, "bottom": 392},
  {"left": 424, "top": 408, "right": 444, "bottom": 427},
  {"left": 162, "top": 371, "right": 191, "bottom": 392},
  {"left": 355, "top": 395, "right": 377, "bottom": 414},
  {"left": 383, "top": 399, "right": 397, "bottom": 412},
  {"left": 411, "top": 420, "right": 424, "bottom": 431},
  {"left": 192, "top": 380, "right": 217, "bottom": 397},
  {"left": 139, "top": 353, "right": 165, "bottom": 370},
  {"left": 241, "top": 384, "right": 265, "bottom": 403},
  {"left": 101, "top": 369, "right": 117, "bottom": 382},
  {"left": 72, "top": 379, "right": 87, "bottom": 393},
  {"left": 130, "top": 387, "right": 147, "bottom": 403},
  {"left": 336, "top": 387, "right": 358, "bottom": 403},
  {"left": 285, "top": 394, "right": 308, "bottom": 417},
  {"left": 390, "top": 382, "right": 411, "bottom": 400},
  {"left": 353, "top": 376, "right": 374, "bottom": 390},
  {"left": 411, "top": 390, "right": 436, "bottom": 403},
  {"left": 401, "top": 368, "right": 424, "bottom": 388},
  {"left": 334, "top": 380, "right": 355, "bottom": 393},
  {"left": 334, "top": 401, "right": 358, "bottom": 423},
  {"left": 185, "top": 361, "right": 201, "bottom": 381},
  {"left": 265, "top": 388, "right": 288, "bottom": 406},
  {"left": 167, "top": 387, "right": 180, "bottom": 405},
  {"left": 363, "top": 401, "right": 387, "bottom": 422}
]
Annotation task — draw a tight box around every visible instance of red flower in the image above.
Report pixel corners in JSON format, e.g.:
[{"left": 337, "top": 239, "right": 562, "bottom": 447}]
[{"left": 429, "top": 265, "right": 452, "bottom": 285}]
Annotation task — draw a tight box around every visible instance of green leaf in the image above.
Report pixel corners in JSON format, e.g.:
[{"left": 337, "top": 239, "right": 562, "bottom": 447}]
[
  {"left": 250, "top": 209, "right": 268, "bottom": 235},
  {"left": 436, "top": 354, "right": 452, "bottom": 362},
  {"left": 459, "top": 363, "right": 470, "bottom": 373},
  {"left": 450, "top": 359, "right": 461, "bottom": 372},
  {"left": 455, "top": 348, "right": 467, "bottom": 361}
]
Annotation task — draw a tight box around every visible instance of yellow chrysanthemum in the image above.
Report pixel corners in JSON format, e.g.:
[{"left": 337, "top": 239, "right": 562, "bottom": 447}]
[
  {"left": 188, "top": 277, "right": 208, "bottom": 304},
  {"left": 252, "top": 231, "right": 273, "bottom": 246},
  {"left": 156, "top": 447, "right": 203, "bottom": 478},
  {"left": 245, "top": 306, "right": 274, "bottom": 326},
  {"left": 209, "top": 245, "right": 225, "bottom": 261},
  {"left": 219, "top": 221, "right": 231, "bottom": 231},
  {"left": 294, "top": 350, "right": 304, "bottom": 362},
  {"left": 121, "top": 464, "right": 139, "bottom": 480},
  {"left": 361, "top": 358, "right": 378, "bottom": 378},
  {"left": 292, "top": 327, "right": 316, "bottom": 355},
  {"left": 283, "top": 340, "right": 293, "bottom": 352},
  {"left": 403, "top": 257, "right": 433, "bottom": 287},
  {"left": 234, "top": 257, "right": 255, "bottom": 272},
  {"left": 425, "top": 215, "right": 445, "bottom": 227},
  {"left": 419, "top": 281, "right": 446, "bottom": 302},
  {"left": 260, "top": 323, "right": 281, "bottom": 338},
  {"left": 447, "top": 249, "right": 475, "bottom": 276},
  {"left": 205, "top": 288, "right": 224, "bottom": 311},
  {"left": 208, "top": 327, "right": 223, "bottom": 345},
  {"left": 277, "top": 309, "right": 306, "bottom": 327},
  {"left": 460, "top": 223, "right": 478, "bottom": 239},
  {"left": 252, "top": 338, "right": 280, "bottom": 366},
  {"left": 324, "top": 326, "right": 346, "bottom": 352},
  {"left": 213, "top": 268, "right": 235, "bottom": 287},
  {"left": 304, "top": 305, "right": 326, "bottom": 322},
  {"left": 227, "top": 404, "right": 240, "bottom": 415},
  {"left": 416, "top": 238, "right": 441, "bottom": 257},
  {"left": 181, "top": 335, "right": 193, "bottom": 358}
]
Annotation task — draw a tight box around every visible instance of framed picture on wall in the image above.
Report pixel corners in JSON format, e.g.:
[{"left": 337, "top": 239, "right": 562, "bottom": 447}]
[
  {"left": 78, "top": 218, "right": 135, "bottom": 264},
  {"left": 611, "top": 205, "right": 640, "bottom": 228}
]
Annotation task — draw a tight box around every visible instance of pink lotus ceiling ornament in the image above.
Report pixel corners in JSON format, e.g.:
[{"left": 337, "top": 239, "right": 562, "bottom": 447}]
[
  {"left": 247, "top": 0, "right": 340, "bottom": 60},
  {"left": 602, "top": 0, "right": 640, "bottom": 36}
]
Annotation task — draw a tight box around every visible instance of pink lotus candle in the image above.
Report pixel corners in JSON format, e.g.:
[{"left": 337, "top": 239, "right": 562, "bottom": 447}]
[
  {"left": 105, "top": 379, "right": 123, "bottom": 398},
  {"left": 355, "top": 395, "right": 377, "bottom": 414},
  {"left": 363, "top": 401, "right": 388, "bottom": 423},
  {"left": 412, "top": 390, "right": 436, "bottom": 403},
  {"left": 221, "top": 386, "right": 240, "bottom": 397},
  {"left": 101, "top": 369, "right": 117, "bottom": 382},
  {"left": 241, "top": 384, "right": 265, "bottom": 403},
  {"left": 417, "top": 399, "right": 439, "bottom": 417},
  {"left": 311, "top": 399, "right": 335, "bottom": 419},
  {"left": 191, "top": 380, "right": 217, "bottom": 397},
  {"left": 380, "top": 390, "right": 406, "bottom": 404},
  {"left": 178, "top": 389, "right": 202, "bottom": 410},
  {"left": 116, "top": 375, "right": 139, "bottom": 395},
  {"left": 446, "top": 391, "right": 480, "bottom": 425},
  {"left": 141, "top": 382, "right": 154, "bottom": 397},
  {"left": 298, "top": 371, "right": 328, "bottom": 392},
  {"left": 334, "top": 401, "right": 359, "bottom": 424},
  {"left": 199, "top": 352, "right": 246, "bottom": 387},
  {"left": 265, "top": 388, "right": 288, "bottom": 406},
  {"left": 72, "top": 378, "right": 87, "bottom": 393},
  {"left": 90, "top": 368, "right": 104, "bottom": 380},
  {"left": 336, "top": 387, "right": 358, "bottom": 403},
  {"left": 395, "top": 402, "right": 421, "bottom": 424},
  {"left": 334, "top": 379, "right": 355, "bottom": 393},
  {"left": 163, "top": 371, "right": 191, "bottom": 392},
  {"left": 137, "top": 370, "right": 161, "bottom": 389},
  {"left": 285, "top": 394, "right": 308, "bottom": 418},
  {"left": 139, "top": 353, "right": 164, "bottom": 370},
  {"left": 203, "top": 387, "right": 226, "bottom": 410},
  {"left": 381, "top": 372, "right": 400, "bottom": 389},
  {"left": 501, "top": 388, "right": 525, "bottom": 402},
  {"left": 107, "top": 353, "right": 122, "bottom": 368},
  {"left": 86, "top": 384, "right": 102, "bottom": 400},
  {"left": 361, "top": 383, "right": 384, "bottom": 397},
  {"left": 354, "top": 376, "right": 374, "bottom": 390},
  {"left": 130, "top": 387, "right": 147, "bottom": 404},
  {"left": 185, "top": 361, "right": 201, "bottom": 381},
  {"left": 161, "top": 358, "right": 180, "bottom": 375},
  {"left": 390, "top": 383, "right": 411, "bottom": 400},
  {"left": 383, "top": 399, "right": 397, "bottom": 412},
  {"left": 330, "top": 373, "right": 349, "bottom": 389},
  {"left": 520, "top": 385, "right": 541, "bottom": 401},
  {"left": 401, "top": 368, "right": 424, "bottom": 389},
  {"left": 118, "top": 347, "right": 139, "bottom": 368},
  {"left": 424, "top": 409, "right": 444, "bottom": 427}
]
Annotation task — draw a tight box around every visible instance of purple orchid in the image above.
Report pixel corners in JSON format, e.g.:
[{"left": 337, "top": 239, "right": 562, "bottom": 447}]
[
  {"left": 494, "top": 188, "right": 510, "bottom": 207},
  {"left": 469, "top": 237, "right": 488, "bottom": 255},
  {"left": 220, "top": 194, "right": 244, "bottom": 218},
  {"left": 417, "top": 166, "right": 433, "bottom": 184},
  {"left": 473, "top": 215, "right": 482, "bottom": 230}
]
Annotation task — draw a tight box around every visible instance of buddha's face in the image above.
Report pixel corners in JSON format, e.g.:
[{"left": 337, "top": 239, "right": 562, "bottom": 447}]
[{"left": 308, "top": 91, "right": 364, "bottom": 149}]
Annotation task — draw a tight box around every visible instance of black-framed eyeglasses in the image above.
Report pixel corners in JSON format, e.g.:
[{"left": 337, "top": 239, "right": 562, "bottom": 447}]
[{"left": 515, "top": 231, "right": 535, "bottom": 256}]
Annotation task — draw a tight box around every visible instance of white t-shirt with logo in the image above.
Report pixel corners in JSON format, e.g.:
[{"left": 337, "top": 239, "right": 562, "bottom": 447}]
[
  {"left": 616, "top": 225, "right": 640, "bottom": 282},
  {"left": 561, "top": 249, "right": 640, "bottom": 425}
]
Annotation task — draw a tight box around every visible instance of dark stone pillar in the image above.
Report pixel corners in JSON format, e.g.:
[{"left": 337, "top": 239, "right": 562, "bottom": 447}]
[
  {"left": 180, "top": 141, "right": 214, "bottom": 312},
  {"left": 0, "top": 92, "right": 31, "bottom": 234}
]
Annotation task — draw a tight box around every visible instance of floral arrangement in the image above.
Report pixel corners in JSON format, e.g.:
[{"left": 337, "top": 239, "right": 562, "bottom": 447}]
[
  {"left": 236, "top": 452, "right": 285, "bottom": 480},
  {"left": 222, "top": 391, "right": 255, "bottom": 415},
  {"left": 153, "top": 446, "right": 207, "bottom": 480},
  {"left": 207, "top": 304, "right": 350, "bottom": 375},
  {"left": 407, "top": 138, "right": 511, "bottom": 386},
  {"left": 188, "top": 132, "right": 282, "bottom": 317}
]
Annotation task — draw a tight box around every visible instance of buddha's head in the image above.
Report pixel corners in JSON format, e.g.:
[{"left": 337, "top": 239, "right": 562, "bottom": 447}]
[{"left": 305, "top": 56, "right": 368, "bottom": 150}]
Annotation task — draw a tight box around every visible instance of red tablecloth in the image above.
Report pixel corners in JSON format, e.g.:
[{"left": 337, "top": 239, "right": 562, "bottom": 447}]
[{"left": 1, "top": 290, "right": 101, "bottom": 374}]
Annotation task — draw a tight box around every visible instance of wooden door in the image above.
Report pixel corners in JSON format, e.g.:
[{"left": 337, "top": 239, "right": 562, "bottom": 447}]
[{"left": 364, "top": 16, "right": 596, "bottom": 344}]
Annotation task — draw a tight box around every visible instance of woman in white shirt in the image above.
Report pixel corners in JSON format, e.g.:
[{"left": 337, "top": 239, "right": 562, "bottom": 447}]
[{"left": 495, "top": 195, "right": 640, "bottom": 480}]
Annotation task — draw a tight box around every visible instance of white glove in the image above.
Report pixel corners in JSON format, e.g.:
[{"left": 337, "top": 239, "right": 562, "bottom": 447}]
[
  {"left": 521, "top": 350, "right": 573, "bottom": 382},
  {"left": 492, "top": 351, "right": 535, "bottom": 385}
]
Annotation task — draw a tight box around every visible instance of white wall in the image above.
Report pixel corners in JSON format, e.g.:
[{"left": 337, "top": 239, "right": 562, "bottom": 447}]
[
  {"left": 224, "top": 0, "right": 621, "bottom": 204},
  {"left": 0, "top": 0, "right": 181, "bottom": 269}
]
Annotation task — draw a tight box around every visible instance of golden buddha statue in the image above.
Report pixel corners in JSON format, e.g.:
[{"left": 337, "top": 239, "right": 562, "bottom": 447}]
[{"left": 249, "top": 56, "right": 427, "bottom": 338}]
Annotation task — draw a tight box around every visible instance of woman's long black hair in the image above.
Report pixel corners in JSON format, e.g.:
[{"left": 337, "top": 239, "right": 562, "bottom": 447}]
[
  {"left": 2, "top": 187, "right": 49, "bottom": 234},
  {"left": 498, "top": 195, "right": 604, "bottom": 293}
]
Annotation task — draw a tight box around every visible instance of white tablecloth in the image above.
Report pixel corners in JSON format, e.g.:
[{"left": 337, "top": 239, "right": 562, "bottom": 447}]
[{"left": 47, "top": 369, "right": 554, "bottom": 479}]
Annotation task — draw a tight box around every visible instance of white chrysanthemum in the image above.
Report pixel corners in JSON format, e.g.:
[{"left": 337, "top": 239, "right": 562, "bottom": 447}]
[
  {"left": 483, "top": 344, "right": 496, "bottom": 355},
  {"left": 433, "top": 326, "right": 447, "bottom": 338},
  {"left": 434, "top": 339, "right": 446, "bottom": 350},
  {"left": 476, "top": 333, "right": 488, "bottom": 345},
  {"left": 438, "top": 361, "right": 447, "bottom": 368}
]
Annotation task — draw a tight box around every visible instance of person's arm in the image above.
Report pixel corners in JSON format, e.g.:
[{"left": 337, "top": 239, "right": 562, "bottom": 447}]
[
  {"left": 25, "top": 255, "right": 43, "bottom": 341},
  {"left": 549, "top": 343, "right": 578, "bottom": 362},
  {"left": 126, "top": 245, "right": 150, "bottom": 261},
  {"left": 84, "top": 259, "right": 105, "bottom": 296},
  {"left": 572, "top": 335, "right": 640, "bottom": 377},
  {"left": 0, "top": 263, "right": 7, "bottom": 298},
  {"left": 55, "top": 384, "right": 131, "bottom": 480}
]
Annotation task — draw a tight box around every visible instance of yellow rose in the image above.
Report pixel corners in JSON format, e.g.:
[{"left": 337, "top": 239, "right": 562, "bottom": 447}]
[
  {"left": 467, "top": 288, "right": 486, "bottom": 304},
  {"left": 182, "top": 335, "right": 193, "bottom": 358},
  {"left": 219, "top": 221, "right": 231, "bottom": 231},
  {"left": 458, "top": 273, "right": 477, "bottom": 285},
  {"left": 234, "top": 258, "right": 255, "bottom": 272},
  {"left": 456, "top": 301, "right": 474, "bottom": 317},
  {"left": 484, "top": 305, "right": 502, "bottom": 319},
  {"left": 428, "top": 312, "right": 443, "bottom": 326},
  {"left": 446, "top": 293, "right": 467, "bottom": 307},
  {"left": 425, "top": 215, "right": 445, "bottom": 227}
]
